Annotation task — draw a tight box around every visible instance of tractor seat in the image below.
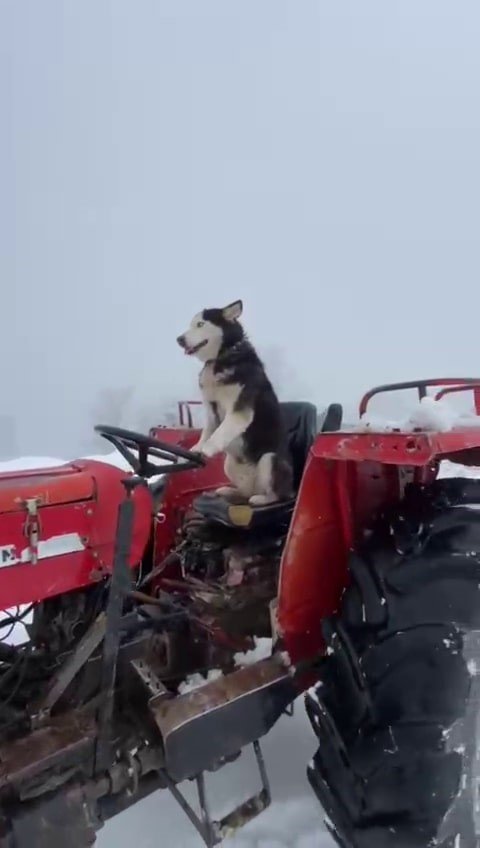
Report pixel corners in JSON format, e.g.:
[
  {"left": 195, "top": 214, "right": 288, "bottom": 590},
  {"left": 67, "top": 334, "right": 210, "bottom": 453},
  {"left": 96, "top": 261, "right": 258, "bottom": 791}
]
[
  {"left": 193, "top": 402, "right": 343, "bottom": 530},
  {"left": 193, "top": 493, "right": 296, "bottom": 530}
]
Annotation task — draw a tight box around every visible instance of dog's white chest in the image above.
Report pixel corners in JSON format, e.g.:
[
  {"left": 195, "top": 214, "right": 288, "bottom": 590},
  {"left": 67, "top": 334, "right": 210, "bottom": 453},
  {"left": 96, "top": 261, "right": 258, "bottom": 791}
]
[
  {"left": 199, "top": 363, "right": 219, "bottom": 402},
  {"left": 199, "top": 364, "right": 241, "bottom": 418}
]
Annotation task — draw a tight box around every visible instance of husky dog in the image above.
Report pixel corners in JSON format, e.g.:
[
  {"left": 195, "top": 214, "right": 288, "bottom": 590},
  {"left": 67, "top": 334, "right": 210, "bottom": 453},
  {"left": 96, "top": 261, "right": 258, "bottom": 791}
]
[{"left": 176, "top": 300, "right": 293, "bottom": 506}]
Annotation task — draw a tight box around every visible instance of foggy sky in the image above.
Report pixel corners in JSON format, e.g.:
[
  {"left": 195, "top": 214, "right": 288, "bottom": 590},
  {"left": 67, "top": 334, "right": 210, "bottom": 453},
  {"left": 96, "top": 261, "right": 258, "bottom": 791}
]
[{"left": 2, "top": 1, "right": 480, "bottom": 458}]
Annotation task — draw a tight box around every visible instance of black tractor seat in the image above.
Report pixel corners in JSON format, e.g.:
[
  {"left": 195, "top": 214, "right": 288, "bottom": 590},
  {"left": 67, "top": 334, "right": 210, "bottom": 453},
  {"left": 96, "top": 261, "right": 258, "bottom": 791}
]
[
  {"left": 193, "top": 492, "right": 296, "bottom": 531},
  {"left": 193, "top": 402, "right": 343, "bottom": 530}
]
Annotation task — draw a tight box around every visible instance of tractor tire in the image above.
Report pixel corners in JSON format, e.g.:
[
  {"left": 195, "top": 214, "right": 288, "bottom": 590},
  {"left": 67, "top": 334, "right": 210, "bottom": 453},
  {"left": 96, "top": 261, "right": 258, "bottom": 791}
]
[{"left": 306, "top": 476, "right": 480, "bottom": 848}]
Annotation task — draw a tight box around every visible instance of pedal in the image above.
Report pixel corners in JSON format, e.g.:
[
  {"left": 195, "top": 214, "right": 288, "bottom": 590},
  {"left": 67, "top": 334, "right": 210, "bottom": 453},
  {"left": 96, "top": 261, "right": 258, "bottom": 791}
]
[{"left": 161, "top": 740, "right": 271, "bottom": 847}]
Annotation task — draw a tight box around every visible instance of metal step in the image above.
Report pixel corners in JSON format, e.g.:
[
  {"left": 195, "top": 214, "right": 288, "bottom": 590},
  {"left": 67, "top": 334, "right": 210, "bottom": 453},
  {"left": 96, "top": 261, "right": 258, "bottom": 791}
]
[
  {"left": 149, "top": 655, "right": 296, "bottom": 782},
  {"left": 160, "top": 740, "right": 271, "bottom": 847}
]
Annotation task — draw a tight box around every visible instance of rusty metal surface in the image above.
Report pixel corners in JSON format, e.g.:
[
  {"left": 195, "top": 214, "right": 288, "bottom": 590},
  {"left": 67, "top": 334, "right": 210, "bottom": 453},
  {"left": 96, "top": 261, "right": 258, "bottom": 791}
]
[
  {"left": 151, "top": 656, "right": 287, "bottom": 738},
  {"left": 95, "top": 490, "right": 135, "bottom": 776},
  {"left": 30, "top": 613, "right": 106, "bottom": 724},
  {"left": 0, "top": 711, "right": 96, "bottom": 791},
  {"left": 151, "top": 655, "right": 296, "bottom": 783},
  {"left": 4, "top": 781, "right": 97, "bottom": 848},
  {"left": 128, "top": 658, "right": 170, "bottom": 707},
  {"left": 0, "top": 742, "right": 168, "bottom": 847}
]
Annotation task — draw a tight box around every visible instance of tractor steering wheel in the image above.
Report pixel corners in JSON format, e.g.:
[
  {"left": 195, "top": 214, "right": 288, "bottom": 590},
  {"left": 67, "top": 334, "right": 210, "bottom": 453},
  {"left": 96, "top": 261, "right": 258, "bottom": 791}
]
[{"left": 94, "top": 425, "right": 205, "bottom": 479}]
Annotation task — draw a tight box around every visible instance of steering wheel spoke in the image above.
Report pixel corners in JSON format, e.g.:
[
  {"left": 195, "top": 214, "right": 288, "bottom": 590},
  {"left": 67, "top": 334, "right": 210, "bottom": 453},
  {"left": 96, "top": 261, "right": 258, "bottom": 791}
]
[{"left": 94, "top": 425, "right": 206, "bottom": 479}]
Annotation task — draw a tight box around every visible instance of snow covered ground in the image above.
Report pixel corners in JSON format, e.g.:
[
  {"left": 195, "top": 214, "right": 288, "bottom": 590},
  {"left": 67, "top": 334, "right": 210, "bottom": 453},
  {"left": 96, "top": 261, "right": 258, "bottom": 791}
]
[
  {"left": 0, "top": 450, "right": 132, "bottom": 473},
  {"left": 1, "top": 415, "right": 479, "bottom": 848}
]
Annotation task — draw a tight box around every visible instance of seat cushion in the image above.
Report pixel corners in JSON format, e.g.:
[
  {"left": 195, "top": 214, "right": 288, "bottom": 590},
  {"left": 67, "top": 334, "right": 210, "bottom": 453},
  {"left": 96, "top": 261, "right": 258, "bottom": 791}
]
[{"left": 194, "top": 493, "right": 295, "bottom": 530}]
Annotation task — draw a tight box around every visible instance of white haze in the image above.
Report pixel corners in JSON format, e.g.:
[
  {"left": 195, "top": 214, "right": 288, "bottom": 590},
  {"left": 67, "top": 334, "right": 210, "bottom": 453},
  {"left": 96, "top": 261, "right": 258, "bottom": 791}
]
[
  {"left": 3, "top": 1, "right": 480, "bottom": 845},
  {"left": 2, "top": 1, "right": 480, "bottom": 459}
]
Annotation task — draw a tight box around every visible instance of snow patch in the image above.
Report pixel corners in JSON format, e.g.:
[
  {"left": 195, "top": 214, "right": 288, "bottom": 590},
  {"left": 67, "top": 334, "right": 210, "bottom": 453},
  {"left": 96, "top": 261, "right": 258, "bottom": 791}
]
[
  {"left": 405, "top": 396, "right": 458, "bottom": 432},
  {"left": 357, "top": 396, "right": 480, "bottom": 434},
  {"left": 0, "top": 456, "right": 70, "bottom": 472},
  {"left": 177, "top": 668, "right": 223, "bottom": 695},
  {"left": 439, "top": 460, "right": 480, "bottom": 480},
  {"left": 468, "top": 659, "right": 479, "bottom": 676},
  {"left": 356, "top": 414, "right": 400, "bottom": 433},
  {"left": 278, "top": 650, "right": 292, "bottom": 669},
  {"left": 0, "top": 449, "right": 168, "bottom": 475},
  {"left": 234, "top": 638, "right": 272, "bottom": 667}
]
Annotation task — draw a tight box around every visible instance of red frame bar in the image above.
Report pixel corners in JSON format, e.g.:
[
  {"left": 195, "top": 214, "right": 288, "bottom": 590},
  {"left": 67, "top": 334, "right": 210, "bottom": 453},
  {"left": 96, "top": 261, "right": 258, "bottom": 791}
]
[
  {"left": 359, "top": 378, "right": 480, "bottom": 417},
  {"left": 177, "top": 400, "right": 202, "bottom": 428},
  {"left": 312, "top": 429, "right": 480, "bottom": 466},
  {"left": 434, "top": 384, "right": 480, "bottom": 415}
]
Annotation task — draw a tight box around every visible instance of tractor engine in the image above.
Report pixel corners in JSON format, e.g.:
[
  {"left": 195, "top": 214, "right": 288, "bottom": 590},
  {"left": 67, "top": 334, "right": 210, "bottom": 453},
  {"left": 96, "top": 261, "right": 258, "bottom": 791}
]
[{"left": 169, "top": 505, "right": 288, "bottom": 638}]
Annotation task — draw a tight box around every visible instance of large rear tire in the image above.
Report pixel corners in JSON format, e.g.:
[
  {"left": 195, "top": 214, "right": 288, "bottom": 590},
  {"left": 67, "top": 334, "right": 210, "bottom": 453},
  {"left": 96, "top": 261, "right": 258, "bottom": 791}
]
[{"left": 306, "top": 477, "right": 480, "bottom": 848}]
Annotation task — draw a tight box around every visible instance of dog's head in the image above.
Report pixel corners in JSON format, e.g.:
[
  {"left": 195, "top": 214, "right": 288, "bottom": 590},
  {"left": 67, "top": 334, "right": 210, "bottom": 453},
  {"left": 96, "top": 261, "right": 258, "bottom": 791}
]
[{"left": 177, "top": 300, "right": 243, "bottom": 362}]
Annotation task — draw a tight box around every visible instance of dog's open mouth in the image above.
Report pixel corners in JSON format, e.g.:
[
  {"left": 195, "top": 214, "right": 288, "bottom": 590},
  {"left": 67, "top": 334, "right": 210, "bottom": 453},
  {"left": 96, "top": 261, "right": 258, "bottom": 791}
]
[{"left": 185, "top": 339, "right": 208, "bottom": 356}]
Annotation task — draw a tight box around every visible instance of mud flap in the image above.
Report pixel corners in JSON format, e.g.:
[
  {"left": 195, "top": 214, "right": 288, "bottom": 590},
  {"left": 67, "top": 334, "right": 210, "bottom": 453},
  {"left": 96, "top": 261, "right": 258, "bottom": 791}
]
[{"left": 150, "top": 657, "right": 296, "bottom": 782}]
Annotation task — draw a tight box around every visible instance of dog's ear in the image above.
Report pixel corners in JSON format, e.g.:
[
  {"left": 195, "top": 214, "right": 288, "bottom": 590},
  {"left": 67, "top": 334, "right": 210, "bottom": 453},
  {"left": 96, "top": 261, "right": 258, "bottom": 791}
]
[{"left": 222, "top": 300, "right": 243, "bottom": 322}]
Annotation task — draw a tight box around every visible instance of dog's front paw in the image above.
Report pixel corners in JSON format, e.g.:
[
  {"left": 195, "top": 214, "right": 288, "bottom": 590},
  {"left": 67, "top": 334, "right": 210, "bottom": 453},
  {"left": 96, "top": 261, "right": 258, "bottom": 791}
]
[
  {"left": 217, "top": 486, "right": 249, "bottom": 504},
  {"left": 200, "top": 440, "right": 218, "bottom": 459},
  {"left": 215, "top": 485, "right": 237, "bottom": 497},
  {"left": 249, "top": 493, "right": 278, "bottom": 506},
  {"left": 190, "top": 440, "right": 204, "bottom": 453}
]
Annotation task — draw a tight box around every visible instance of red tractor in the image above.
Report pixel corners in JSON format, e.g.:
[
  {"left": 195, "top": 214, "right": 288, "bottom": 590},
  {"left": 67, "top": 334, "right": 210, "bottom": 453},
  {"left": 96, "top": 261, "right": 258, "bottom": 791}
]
[{"left": 0, "top": 378, "right": 480, "bottom": 848}]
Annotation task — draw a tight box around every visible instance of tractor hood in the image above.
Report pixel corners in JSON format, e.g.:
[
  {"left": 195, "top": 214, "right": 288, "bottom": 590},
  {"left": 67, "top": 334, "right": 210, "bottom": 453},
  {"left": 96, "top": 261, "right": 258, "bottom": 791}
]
[{"left": 0, "top": 460, "right": 152, "bottom": 609}]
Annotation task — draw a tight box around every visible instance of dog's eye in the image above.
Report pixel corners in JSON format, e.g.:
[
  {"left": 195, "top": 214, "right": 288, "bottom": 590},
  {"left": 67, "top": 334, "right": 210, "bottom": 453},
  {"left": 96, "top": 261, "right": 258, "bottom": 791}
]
[{"left": 196, "top": 321, "right": 205, "bottom": 328}]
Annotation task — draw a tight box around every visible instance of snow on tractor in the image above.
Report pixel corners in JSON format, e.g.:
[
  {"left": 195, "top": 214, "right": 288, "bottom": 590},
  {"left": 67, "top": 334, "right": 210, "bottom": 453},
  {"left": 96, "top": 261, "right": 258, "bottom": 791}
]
[{"left": 1, "top": 379, "right": 480, "bottom": 848}]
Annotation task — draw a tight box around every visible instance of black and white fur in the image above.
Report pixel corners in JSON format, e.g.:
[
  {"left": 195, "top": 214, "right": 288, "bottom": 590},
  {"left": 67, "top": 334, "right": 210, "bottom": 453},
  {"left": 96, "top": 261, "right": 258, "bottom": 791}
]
[{"left": 177, "top": 300, "right": 293, "bottom": 506}]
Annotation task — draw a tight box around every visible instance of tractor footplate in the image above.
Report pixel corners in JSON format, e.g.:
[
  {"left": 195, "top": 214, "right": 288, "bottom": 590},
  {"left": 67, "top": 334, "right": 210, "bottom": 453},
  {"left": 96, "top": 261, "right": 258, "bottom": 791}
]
[
  {"left": 0, "top": 709, "right": 97, "bottom": 792},
  {"left": 160, "top": 740, "right": 271, "bottom": 848},
  {"left": 150, "top": 656, "right": 296, "bottom": 781}
]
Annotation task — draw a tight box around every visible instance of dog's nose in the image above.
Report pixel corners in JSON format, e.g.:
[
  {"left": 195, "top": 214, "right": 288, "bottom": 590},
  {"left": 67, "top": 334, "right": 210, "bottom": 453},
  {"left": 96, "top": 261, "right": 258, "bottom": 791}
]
[{"left": 177, "top": 335, "right": 186, "bottom": 348}]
